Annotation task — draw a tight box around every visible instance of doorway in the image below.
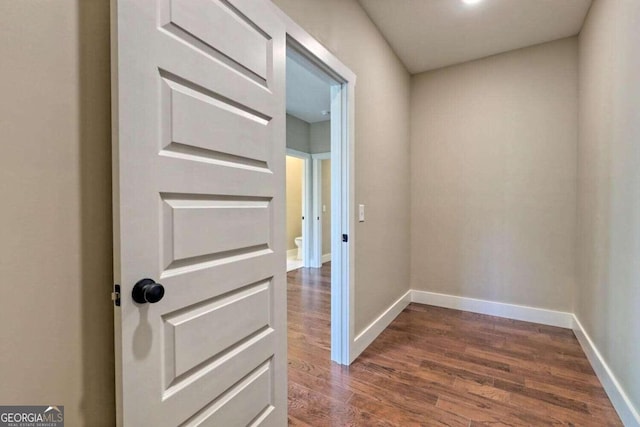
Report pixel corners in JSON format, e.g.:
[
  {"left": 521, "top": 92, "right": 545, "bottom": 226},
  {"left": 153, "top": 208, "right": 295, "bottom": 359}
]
[
  {"left": 312, "top": 152, "right": 332, "bottom": 268},
  {"left": 283, "top": 32, "right": 355, "bottom": 364},
  {"left": 285, "top": 150, "right": 311, "bottom": 271}
]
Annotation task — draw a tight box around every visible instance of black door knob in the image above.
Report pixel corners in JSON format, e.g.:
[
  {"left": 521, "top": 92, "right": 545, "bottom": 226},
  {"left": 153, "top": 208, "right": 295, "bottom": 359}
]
[{"left": 132, "top": 278, "right": 165, "bottom": 304}]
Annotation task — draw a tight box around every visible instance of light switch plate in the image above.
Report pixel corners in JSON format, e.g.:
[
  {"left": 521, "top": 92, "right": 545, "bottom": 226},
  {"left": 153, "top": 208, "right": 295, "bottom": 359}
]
[{"left": 358, "top": 204, "right": 365, "bottom": 222}]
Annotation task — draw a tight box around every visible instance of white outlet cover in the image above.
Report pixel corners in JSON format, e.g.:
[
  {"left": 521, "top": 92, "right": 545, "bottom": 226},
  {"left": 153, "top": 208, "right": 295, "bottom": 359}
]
[{"left": 358, "top": 204, "right": 365, "bottom": 222}]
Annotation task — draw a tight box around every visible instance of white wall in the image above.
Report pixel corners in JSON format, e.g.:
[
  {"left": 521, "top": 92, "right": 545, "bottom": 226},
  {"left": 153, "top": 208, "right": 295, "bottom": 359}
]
[
  {"left": 576, "top": 0, "right": 640, "bottom": 414},
  {"left": 0, "top": 1, "right": 114, "bottom": 425},
  {"left": 273, "top": 0, "right": 412, "bottom": 333},
  {"left": 410, "top": 38, "right": 578, "bottom": 312}
]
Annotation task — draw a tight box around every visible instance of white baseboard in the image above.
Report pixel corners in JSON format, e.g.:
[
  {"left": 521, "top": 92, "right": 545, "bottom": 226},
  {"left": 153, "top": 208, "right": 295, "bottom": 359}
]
[
  {"left": 410, "top": 290, "right": 574, "bottom": 328},
  {"left": 351, "top": 290, "right": 411, "bottom": 362},
  {"left": 287, "top": 248, "right": 298, "bottom": 259},
  {"left": 572, "top": 316, "right": 640, "bottom": 426},
  {"left": 322, "top": 253, "right": 331, "bottom": 263}
]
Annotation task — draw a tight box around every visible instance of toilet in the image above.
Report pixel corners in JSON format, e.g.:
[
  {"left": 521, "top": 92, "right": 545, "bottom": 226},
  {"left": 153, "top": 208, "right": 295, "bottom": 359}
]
[{"left": 294, "top": 236, "right": 303, "bottom": 260}]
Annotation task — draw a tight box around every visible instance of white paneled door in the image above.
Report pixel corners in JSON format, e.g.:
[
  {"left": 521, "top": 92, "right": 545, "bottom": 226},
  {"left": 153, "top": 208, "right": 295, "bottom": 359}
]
[{"left": 111, "top": 0, "right": 286, "bottom": 425}]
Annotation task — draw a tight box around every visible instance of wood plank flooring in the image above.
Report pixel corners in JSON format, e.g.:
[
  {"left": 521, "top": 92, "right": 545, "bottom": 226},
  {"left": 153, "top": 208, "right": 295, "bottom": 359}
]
[{"left": 287, "top": 263, "right": 622, "bottom": 426}]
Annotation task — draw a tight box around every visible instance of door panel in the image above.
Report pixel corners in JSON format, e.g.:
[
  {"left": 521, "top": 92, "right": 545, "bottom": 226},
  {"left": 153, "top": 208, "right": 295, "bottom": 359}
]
[
  {"left": 168, "top": 0, "right": 270, "bottom": 81},
  {"left": 180, "top": 361, "right": 275, "bottom": 427},
  {"left": 112, "top": 0, "right": 286, "bottom": 425},
  {"left": 164, "top": 280, "right": 272, "bottom": 379},
  {"left": 163, "top": 79, "right": 271, "bottom": 164},
  {"left": 161, "top": 195, "right": 271, "bottom": 267}
]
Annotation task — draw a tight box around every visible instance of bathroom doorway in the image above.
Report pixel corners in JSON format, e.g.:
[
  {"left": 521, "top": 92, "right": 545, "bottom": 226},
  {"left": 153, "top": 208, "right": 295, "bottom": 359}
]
[
  {"left": 311, "top": 152, "right": 331, "bottom": 268},
  {"left": 284, "top": 146, "right": 331, "bottom": 271},
  {"left": 285, "top": 150, "right": 311, "bottom": 271}
]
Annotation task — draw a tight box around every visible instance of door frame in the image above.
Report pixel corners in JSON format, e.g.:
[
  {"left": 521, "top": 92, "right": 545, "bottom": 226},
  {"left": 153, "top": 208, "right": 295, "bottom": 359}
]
[
  {"left": 285, "top": 148, "right": 312, "bottom": 267},
  {"left": 311, "top": 151, "right": 331, "bottom": 268},
  {"left": 275, "top": 6, "right": 357, "bottom": 365}
]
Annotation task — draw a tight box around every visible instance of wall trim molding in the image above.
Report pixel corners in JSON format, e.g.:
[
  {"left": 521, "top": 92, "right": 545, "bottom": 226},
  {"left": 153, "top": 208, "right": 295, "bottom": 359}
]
[
  {"left": 410, "top": 290, "right": 574, "bottom": 328},
  {"left": 286, "top": 147, "right": 312, "bottom": 159},
  {"left": 311, "top": 151, "right": 331, "bottom": 160},
  {"left": 322, "top": 253, "right": 331, "bottom": 263},
  {"left": 572, "top": 316, "right": 640, "bottom": 426},
  {"left": 286, "top": 248, "right": 297, "bottom": 258},
  {"left": 351, "top": 290, "right": 411, "bottom": 362}
]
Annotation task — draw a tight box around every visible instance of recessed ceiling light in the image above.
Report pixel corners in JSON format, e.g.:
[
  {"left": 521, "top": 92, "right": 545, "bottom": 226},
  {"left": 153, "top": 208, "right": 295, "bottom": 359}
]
[{"left": 462, "top": 0, "right": 483, "bottom": 4}]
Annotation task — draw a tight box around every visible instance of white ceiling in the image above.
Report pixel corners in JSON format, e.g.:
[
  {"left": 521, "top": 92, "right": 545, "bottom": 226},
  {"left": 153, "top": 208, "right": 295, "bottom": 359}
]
[
  {"left": 358, "top": 0, "right": 592, "bottom": 74},
  {"left": 286, "top": 49, "right": 332, "bottom": 123}
]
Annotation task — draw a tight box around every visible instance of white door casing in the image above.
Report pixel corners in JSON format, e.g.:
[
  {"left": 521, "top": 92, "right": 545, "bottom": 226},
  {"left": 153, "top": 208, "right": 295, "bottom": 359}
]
[
  {"left": 311, "top": 152, "right": 331, "bottom": 268},
  {"left": 112, "top": 0, "right": 286, "bottom": 425},
  {"left": 279, "top": 17, "right": 357, "bottom": 364}
]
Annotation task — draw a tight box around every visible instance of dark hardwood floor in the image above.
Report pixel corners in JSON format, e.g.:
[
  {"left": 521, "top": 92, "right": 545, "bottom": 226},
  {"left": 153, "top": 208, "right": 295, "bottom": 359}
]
[{"left": 287, "top": 263, "right": 622, "bottom": 426}]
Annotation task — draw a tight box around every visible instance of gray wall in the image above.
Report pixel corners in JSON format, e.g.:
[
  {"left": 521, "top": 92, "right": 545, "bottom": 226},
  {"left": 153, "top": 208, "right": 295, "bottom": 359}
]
[
  {"left": 286, "top": 114, "right": 311, "bottom": 153},
  {"left": 286, "top": 115, "right": 330, "bottom": 154},
  {"left": 410, "top": 38, "right": 578, "bottom": 312},
  {"left": 0, "top": 1, "right": 114, "bottom": 425},
  {"left": 273, "top": 0, "right": 412, "bottom": 333},
  {"left": 576, "top": 0, "right": 640, "bottom": 412},
  {"left": 310, "top": 120, "right": 331, "bottom": 154}
]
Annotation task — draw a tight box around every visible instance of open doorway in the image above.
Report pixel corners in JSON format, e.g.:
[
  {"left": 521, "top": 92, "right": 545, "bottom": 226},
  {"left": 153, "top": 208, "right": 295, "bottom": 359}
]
[
  {"left": 285, "top": 48, "right": 332, "bottom": 270},
  {"left": 285, "top": 150, "right": 310, "bottom": 271},
  {"left": 284, "top": 37, "right": 354, "bottom": 365}
]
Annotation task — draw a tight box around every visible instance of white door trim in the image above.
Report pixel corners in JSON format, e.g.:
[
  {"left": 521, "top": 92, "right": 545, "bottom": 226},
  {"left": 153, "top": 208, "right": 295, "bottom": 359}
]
[
  {"left": 330, "top": 82, "right": 357, "bottom": 364},
  {"left": 274, "top": 5, "right": 357, "bottom": 365},
  {"left": 311, "top": 152, "right": 331, "bottom": 268},
  {"left": 286, "top": 148, "right": 312, "bottom": 267},
  {"left": 311, "top": 155, "right": 321, "bottom": 268},
  {"left": 286, "top": 148, "right": 312, "bottom": 158}
]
